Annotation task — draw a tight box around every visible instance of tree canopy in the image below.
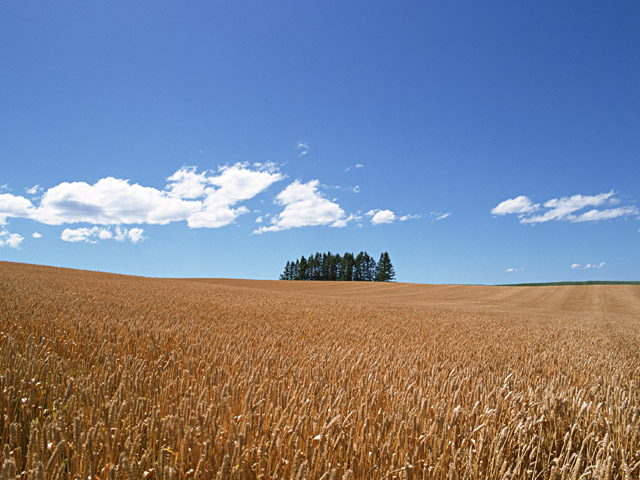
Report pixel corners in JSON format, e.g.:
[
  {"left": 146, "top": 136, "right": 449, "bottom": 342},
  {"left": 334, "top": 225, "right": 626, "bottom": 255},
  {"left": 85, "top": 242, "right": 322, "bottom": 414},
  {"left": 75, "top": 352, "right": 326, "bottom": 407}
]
[{"left": 279, "top": 251, "right": 396, "bottom": 282}]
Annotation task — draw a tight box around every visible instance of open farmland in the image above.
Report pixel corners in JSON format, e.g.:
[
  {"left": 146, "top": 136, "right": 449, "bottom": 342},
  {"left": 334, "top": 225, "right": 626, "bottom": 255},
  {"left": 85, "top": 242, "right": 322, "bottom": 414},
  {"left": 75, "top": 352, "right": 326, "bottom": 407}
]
[{"left": 1, "top": 262, "right": 639, "bottom": 479}]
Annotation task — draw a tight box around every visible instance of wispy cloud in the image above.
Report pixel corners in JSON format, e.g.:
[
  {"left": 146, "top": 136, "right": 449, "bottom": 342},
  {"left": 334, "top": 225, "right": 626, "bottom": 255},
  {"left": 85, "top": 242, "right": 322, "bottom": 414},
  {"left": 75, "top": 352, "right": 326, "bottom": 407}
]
[
  {"left": 492, "top": 191, "right": 637, "bottom": 224},
  {"left": 345, "top": 163, "right": 364, "bottom": 172},
  {"left": 26, "top": 185, "right": 41, "bottom": 195},
  {"left": 491, "top": 196, "right": 539, "bottom": 216},
  {"left": 60, "top": 226, "right": 145, "bottom": 244},
  {"left": 571, "top": 262, "right": 606, "bottom": 270},
  {"left": 366, "top": 209, "right": 422, "bottom": 225},
  {"left": 296, "top": 142, "right": 310, "bottom": 157},
  {"left": 254, "top": 180, "right": 352, "bottom": 233},
  {"left": 0, "top": 229, "right": 23, "bottom": 249},
  {"left": 431, "top": 211, "right": 451, "bottom": 221},
  {"left": 505, "top": 267, "right": 524, "bottom": 272}
]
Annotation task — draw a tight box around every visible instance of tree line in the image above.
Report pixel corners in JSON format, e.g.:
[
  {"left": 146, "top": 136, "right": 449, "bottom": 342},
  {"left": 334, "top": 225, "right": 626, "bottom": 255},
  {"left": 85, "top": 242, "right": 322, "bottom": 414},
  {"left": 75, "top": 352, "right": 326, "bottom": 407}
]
[{"left": 280, "top": 251, "right": 396, "bottom": 282}]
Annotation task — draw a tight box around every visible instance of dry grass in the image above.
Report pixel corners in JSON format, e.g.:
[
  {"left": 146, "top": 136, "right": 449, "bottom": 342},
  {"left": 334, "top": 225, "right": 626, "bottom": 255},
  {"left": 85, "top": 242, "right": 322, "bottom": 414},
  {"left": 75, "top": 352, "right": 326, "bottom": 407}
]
[{"left": 1, "top": 261, "right": 639, "bottom": 479}]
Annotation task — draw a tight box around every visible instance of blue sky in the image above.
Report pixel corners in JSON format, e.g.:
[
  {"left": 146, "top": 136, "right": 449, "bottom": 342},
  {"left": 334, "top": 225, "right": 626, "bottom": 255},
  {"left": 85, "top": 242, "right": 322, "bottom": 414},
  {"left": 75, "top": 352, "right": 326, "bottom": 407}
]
[{"left": 1, "top": 1, "right": 639, "bottom": 284}]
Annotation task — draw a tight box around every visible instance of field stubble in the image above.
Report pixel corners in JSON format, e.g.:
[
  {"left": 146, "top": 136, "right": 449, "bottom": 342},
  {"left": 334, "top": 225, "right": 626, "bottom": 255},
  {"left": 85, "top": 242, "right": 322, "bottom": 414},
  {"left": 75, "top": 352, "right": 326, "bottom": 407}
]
[{"left": 1, "top": 262, "right": 639, "bottom": 479}]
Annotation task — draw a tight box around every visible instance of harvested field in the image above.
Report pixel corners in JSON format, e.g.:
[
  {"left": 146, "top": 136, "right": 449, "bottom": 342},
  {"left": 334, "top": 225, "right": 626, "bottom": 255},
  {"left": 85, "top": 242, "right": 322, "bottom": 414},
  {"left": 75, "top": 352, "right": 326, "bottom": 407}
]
[{"left": 1, "top": 261, "right": 639, "bottom": 479}]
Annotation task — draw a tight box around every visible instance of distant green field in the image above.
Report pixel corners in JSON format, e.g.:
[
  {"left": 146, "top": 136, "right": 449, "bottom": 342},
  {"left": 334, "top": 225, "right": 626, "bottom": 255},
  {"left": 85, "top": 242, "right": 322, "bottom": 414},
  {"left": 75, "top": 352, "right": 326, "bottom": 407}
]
[{"left": 497, "top": 281, "right": 640, "bottom": 287}]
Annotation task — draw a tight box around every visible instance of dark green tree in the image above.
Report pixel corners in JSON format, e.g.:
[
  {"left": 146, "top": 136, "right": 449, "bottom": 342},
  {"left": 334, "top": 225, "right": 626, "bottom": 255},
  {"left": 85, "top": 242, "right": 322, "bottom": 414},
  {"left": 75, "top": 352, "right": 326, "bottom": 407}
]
[
  {"left": 354, "top": 252, "right": 365, "bottom": 281},
  {"left": 280, "top": 251, "right": 395, "bottom": 282},
  {"left": 376, "top": 252, "right": 396, "bottom": 282},
  {"left": 280, "top": 261, "right": 292, "bottom": 280},
  {"left": 362, "top": 253, "right": 376, "bottom": 281},
  {"left": 298, "top": 256, "right": 308, "bottom": 280}
]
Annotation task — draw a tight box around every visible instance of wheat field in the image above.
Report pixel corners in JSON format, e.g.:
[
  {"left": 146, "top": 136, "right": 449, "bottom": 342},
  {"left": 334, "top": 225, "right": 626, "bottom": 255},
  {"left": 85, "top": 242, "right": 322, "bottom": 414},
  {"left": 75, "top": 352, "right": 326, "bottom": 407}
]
[{"left": 1, "top": 261, "right": 639, "bottom": 479}]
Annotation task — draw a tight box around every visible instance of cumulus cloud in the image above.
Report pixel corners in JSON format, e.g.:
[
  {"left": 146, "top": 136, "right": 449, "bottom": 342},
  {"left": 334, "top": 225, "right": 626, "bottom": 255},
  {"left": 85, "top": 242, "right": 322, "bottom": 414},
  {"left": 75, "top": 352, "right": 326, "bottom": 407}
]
[
  {"left": 0, "top": 193, "right": 35, "bottom": 224},
  {"left": 254, "top": 180, "right": 350, "bottom": 233},
  {"left": 0, "top": 229, "right": 24, "bottom": 249},
  {"left": 119, "top": 227, "right": 145, "bottom": 244},
  {"left": 61, "top": 226, "right": 145, "bottom": 244},
  {"left": 0, "top": 164, "right": 283, "bottom": 231},
  {"left": 366, "top": 209, "right": 396, "bottom": 225},
  {"left": 571, "top": 262, "right": 606, "bottom": 270},
  {"left": 296, "top": 142, "right": 310, "bottom": 157},
  {"left": 492, "top": 191, "right": 638, "bottom": 224},
  {"left": 26, "top": 185, "right": 41, "bottom": 195},
  {"left": 32, "top": 232, "right": 42, "bottom": 239}
]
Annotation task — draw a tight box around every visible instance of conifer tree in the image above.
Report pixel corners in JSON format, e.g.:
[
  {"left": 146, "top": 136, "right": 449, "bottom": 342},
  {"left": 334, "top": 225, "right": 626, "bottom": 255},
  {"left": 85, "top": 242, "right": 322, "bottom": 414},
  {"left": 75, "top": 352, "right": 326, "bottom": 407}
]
[
  {"left": 354, "top": 252, "right": 365, "bottom": 281},
  {"left": 376, "top": 252, "right": 396, "bottom": 282},
  {"left": 280, "top": 261, "right": 292, "bottom": 280},
  {"left": 279, "top": 251, "right": 395, "bottom": 282}
]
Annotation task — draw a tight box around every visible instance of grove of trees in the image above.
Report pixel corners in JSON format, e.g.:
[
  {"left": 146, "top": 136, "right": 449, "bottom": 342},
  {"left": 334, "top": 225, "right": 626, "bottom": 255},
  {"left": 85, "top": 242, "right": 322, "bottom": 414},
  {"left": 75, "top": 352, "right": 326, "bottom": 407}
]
[{"left": 280, "top": 251, "right": 396, "bottom": 282}]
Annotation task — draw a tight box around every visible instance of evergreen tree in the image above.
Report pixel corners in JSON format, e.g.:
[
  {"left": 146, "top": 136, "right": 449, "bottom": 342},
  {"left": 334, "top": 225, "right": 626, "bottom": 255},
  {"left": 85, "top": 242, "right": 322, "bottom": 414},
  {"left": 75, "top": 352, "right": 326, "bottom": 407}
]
[
  {"left": 354, "top": 252, "right": 365, "bottom": 281},
  {"left": 322, "top": 252, "right": 331, "bottom": 280},
  {"left": 331, "top": 254, "right": 341, "bottom": 281},
  {"left": 362, "top": 253, "right": 376, "bottom": 281},
  {"left": 280, "top": 261, "right": 292, "bottom": 280},
  {"left": 376, "top": 252, "right": 396, "bottom": 282},
  {"left": 279, "top": 250, "right": 395, "bottom": 282},
  {"left": 292, "top": 259, "right": 300, "bottom": 280},
  {"left": 313, "top": 252, "right": 323, "bottom": 280},
  {"left": 344, "top": 252, "right": 355, "bottom": 281},
  {"left": 299, "top": 256, "right": 308, "bottom": 280}
]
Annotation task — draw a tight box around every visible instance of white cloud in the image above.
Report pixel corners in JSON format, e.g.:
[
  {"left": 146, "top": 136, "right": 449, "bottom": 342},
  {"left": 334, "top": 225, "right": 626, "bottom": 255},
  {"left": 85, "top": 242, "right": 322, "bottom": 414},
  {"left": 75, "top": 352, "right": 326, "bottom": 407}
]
[
  {"left": 570, "top": 207, "right": 638, "bottom": 223},
  {"left": 0, "top": 164, "right": 283, "bottom": 230},
  {"left": 0, "top": 193, "right": 35, "bottom": 224},
  {"left": 584, "top": 262, "right": 606, "bottom": 269},
  {"left": 434, "top": 212, "right": 451, "bottom": 221},
  {"left": 493, "top": 191, "right": 638, "bottom": 224},
  {"left": 166, "top": 166, "right": 210, "bottom": 199},
  {"left": 61, "top": 227, "right": 97, "bottom": 243},
  {"left": 352, "top": 185, "right": 360, "bottom": 193},
  {"left": 32, "top": 232, "right": 42, "bottom": 239},
  {"left": 61, "top": 226, "right": 145, "bottom": 244},
  {"left": 505, "top": 267, "right": 524, "bottom": 272},
  {"left": 121, "top": 227, "right": 145, "bottom": 244},
  {"left": 33, "top": 177, "right": 198, "bottom": 226},
  {"left": 0, "top": 229, "right": 24, "bottom": 249},
  {"left": 296, "top": 142, "right": 310, "bottom": 157},
  {"left": 255, "top": 216, "right": 263, "bottom": 223},
  {"left": 345, "top": 163, "right": 364, "bottom": 172},
  {"left": 26, "top": 185, "right": 41, "bottom": 195},
  {"left": 491, "top": 196, "right": 539, "bottom": 216},
  {"left": 571, "top": 262, "right": 606, "bottom": 270},
  {"left": 254, "top": 180, "right": 350, "bottom": 233},
  {"left": 366, "top": 209, "right": 396, "bottom": 225},
  {"left": 187, "top": 164, "right": 283, "bottom": 228},
  {"left": 399, "top": 214, "right": 421, "bottom": 221}
]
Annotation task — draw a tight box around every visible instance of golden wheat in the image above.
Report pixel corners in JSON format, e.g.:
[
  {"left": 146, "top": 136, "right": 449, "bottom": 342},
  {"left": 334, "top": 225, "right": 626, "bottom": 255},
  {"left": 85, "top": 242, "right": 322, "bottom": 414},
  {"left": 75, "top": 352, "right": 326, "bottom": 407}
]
[{"left": 1, "top": 261, "right": 639, "bottom": 479}]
